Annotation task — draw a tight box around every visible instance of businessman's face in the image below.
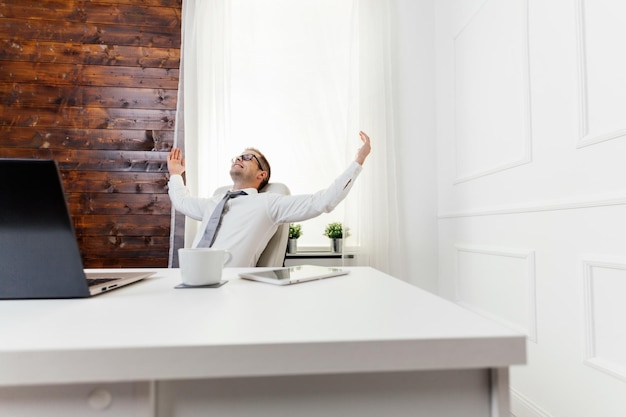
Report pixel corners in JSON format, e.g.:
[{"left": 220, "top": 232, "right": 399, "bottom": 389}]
[{"left": 230, "top": 150, "right": 267, "bottom": 186}]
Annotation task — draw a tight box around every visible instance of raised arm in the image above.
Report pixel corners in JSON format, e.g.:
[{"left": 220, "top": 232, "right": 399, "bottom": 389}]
[{"left": 267, "top": 132, "right": 371, "bottom": 224}]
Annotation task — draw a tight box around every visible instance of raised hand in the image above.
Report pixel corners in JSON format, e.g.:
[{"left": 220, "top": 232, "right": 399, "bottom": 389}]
[
  {"left": 355, "top": 131, "right": 371, "bottom": 166},
  {"left": 167, "top": 147, "right": 186, "bottom": 175}
]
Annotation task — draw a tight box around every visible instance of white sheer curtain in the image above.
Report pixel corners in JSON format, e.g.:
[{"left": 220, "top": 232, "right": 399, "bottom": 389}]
[{"left": 174, "top": 0, "right": 406, "bottom": 277}]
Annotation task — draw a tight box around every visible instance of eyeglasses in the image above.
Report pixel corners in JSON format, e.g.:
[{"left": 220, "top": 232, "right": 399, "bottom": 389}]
[{"left": 232, "top": 154, "right": 264, "bottom": 171}]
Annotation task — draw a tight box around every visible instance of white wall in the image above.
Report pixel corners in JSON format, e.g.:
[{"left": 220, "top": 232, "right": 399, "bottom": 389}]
[
  {"left": 391, "top": 0, "right": 438, "bottom": 292},
  {"left": 434, "top": 0, "right": 626, "bottom": 416}
]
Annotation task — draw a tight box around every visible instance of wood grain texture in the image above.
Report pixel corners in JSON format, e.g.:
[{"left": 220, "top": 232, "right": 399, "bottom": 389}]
[
  {"left": 0, "top": 127, "right": 173, "bottom": 151},
  {"left": 0, "top": 0, "right": 181, "bottom": 268},
  {"left": 0, "top": 39, "right": 180, "bottom": 68},
  {"left": 0, "top": 84, "right": 177, "bottom": 109},
  {"left": 0, "top": 17, "right": 181, "bottom": 48}
]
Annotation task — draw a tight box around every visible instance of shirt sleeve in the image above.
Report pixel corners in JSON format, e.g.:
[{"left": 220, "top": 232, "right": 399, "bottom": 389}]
[
  {"left": 265, "top": 161, "right": 363, "bottom": 223},
  {"left": 167, "top": 174, "right": 212, "bottom": 221}
]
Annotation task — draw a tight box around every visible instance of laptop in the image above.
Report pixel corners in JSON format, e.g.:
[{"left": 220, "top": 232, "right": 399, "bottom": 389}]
[
  {"left": 0, "top": 158, "right": 155, "bottom": 299},
  {"left": 239, "top": 264, "right": 350, "bottom": 286}
]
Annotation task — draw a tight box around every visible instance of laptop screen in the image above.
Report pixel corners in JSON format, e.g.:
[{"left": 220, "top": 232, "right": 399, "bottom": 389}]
[{"left": 0, "top": 159, "right": 90, "bottom": 298}]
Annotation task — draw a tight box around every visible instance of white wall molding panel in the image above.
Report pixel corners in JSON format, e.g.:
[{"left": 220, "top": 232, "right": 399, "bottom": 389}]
[
  {"left": 582, "top": 257, "right": 626, "bottom": 382},
  {"left": 437, "top": 0, "right": 626, "bottom": 414},
  {"left": 575, "top": 0, "right": 626, "bottom": 148},
  {"left": 455, "top": 245, "right": 537, "bottom": 342},
  {"left": 439, "top": 190, "right": 626, "bottom": 218},
  {"left": 511, "top": 388, "right": 554, "bottom": 417},
  {"left": 453, "top": 0, "right": 532, "bottom": 183}
]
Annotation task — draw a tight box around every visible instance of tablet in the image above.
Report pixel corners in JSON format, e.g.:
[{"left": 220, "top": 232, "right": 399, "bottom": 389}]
[{"left": 239, "top": 265, "right": 350, "bottom": 285}]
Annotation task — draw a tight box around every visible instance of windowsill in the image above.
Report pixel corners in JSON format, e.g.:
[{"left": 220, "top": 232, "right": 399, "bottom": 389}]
[{"left": 285, "top": 251, "right": 355, "bottom": 259}]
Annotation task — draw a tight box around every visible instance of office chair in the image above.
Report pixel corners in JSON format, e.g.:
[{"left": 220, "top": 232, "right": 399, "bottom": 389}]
[{"left": 213, "top": 183, "right": 291, "bottom": 267}]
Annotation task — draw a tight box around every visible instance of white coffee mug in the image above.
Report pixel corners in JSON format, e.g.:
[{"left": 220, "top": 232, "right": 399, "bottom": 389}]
[{"left": 178, "top": 248, "right": 232, "bottom": 286}]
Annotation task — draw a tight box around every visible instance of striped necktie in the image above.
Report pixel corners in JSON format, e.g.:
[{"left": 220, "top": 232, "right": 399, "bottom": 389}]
[{"left": 197, "top": 190, "right": 247, "bottom": 247}]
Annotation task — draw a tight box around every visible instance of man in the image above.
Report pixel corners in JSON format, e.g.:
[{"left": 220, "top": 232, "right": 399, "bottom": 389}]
[{"left": 167, "top": 131, "right": 371, "bottom": 267}]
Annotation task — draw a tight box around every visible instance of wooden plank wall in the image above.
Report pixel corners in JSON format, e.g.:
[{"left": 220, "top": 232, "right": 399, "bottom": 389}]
[{"left": 0, "top": 0, "right": 182, "bottom": 268}]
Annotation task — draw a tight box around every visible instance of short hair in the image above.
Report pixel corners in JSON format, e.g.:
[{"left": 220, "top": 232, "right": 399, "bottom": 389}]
[{"left": 246, "top": 147, "right": 271, "bottom": 190}]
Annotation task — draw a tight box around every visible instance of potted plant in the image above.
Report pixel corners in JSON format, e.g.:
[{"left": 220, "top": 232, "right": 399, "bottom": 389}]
[
  {"left": 323, "top": 222, "right": 349, "bottom": 253},
  {"left": 288, "top": 223, "right": 302, "bottom": 254}
]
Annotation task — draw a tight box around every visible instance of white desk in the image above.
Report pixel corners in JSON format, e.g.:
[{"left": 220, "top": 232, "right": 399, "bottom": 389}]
[{"left": 0, "top": 267, "right": 525, "bottom": 417}]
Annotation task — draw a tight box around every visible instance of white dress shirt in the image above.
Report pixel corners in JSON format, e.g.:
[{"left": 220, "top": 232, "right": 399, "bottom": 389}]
[{"left": 168, "top": 161, "right": 363, "bottom": 267}]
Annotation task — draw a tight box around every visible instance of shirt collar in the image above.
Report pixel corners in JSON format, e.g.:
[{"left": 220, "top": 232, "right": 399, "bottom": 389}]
[{"left": 232, "top": 187, "right": 259, "bottom": 195}]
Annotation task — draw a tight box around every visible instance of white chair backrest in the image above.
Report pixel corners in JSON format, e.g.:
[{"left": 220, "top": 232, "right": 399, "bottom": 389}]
[{"left": 213, "top": 183, "right": 291, "bottom": 267}]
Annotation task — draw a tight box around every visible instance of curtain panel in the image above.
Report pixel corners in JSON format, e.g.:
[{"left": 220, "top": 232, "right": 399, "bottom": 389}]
[{"left": 171, "top": 0, "right": 406, "bottom": 279}]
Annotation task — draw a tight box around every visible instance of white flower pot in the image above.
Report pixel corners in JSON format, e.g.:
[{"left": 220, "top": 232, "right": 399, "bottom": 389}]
[
  {"left": 331, "top": 238, "right": 342, "bottom": 253},
  {"left": 287, "top": 238, "right": 298, "bottom": 254}
]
